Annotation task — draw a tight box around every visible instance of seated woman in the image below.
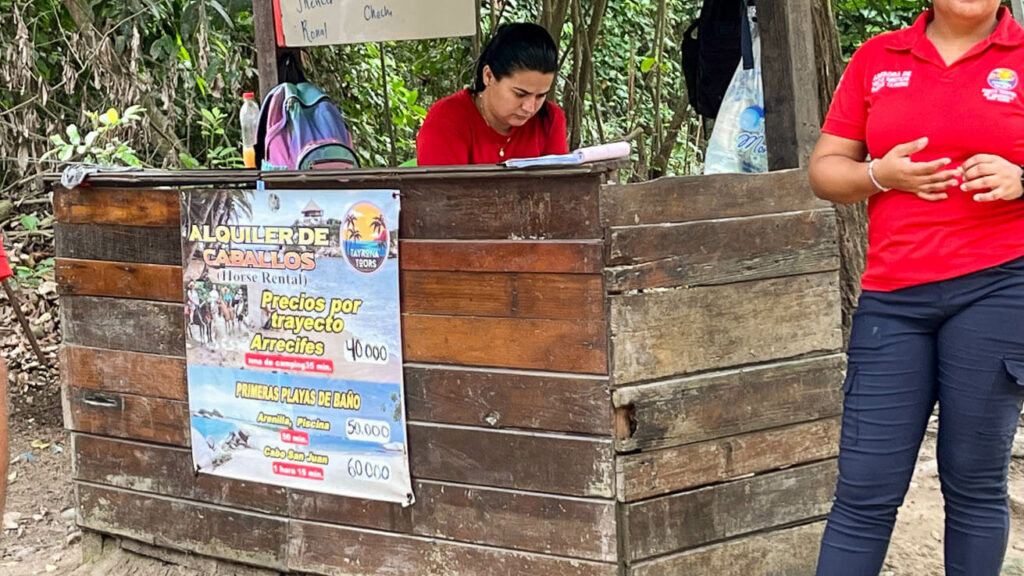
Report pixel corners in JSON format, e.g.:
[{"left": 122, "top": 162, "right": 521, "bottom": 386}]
[{"left": 416, "top": 23, "right": 568, "bottom": 165}]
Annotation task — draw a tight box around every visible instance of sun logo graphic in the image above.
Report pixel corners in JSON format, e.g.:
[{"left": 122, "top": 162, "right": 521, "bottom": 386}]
[
  {"left": 342, "top": 202, "right": 389, "bottom": 274},
  {"left": 988, "top": 68, "right": 1018, "bottom": 91}
]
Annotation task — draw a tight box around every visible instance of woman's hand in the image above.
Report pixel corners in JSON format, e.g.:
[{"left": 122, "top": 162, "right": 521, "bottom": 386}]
[
  {"left": 873, "top": 137, "right": 961, "bottom": 201},
  {"left": 960, "top": 154, "right": 1024, "bottom": 202}
]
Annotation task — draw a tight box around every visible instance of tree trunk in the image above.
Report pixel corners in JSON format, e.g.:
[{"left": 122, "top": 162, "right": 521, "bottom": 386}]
[
  {"left": 555, "top": 0, "right": 608, "bottom": 149},
  {"left": 539, "top": 0, "right": 571, "bottom": 50},
  {"left": 812, "top": 0, "right": 866, "bottom": 345}
]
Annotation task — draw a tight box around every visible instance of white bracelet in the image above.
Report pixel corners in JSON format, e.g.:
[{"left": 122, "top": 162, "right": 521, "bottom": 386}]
[{"left": 868, "top": 159, "right": 891, "bottom": 192}]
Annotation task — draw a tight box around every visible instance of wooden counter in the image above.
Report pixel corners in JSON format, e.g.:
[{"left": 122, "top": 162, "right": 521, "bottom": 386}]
[{"left": 51, "top": 165, "right": 842, "bottom": 575}]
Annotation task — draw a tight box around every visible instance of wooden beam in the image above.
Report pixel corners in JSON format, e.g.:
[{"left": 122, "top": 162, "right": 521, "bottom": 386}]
[
  {"left": 613, "top": 354, "right": 845, "bottom": 452},
  {"left": 616, "top": 417, "right": 841, "bottom": 501},
  {"left": 759, "top": 0, "right": 821, "bottom": 170},
  {"left": 73, "top": 435, "right": 618, "bottom": 562},
  {"left": 628, "top": 522, "right": 826, "bottom": 576},
  {"left": 622, "top": 460, "right": 836, "bottom": 562},
  {"left": 605, "top": 209, "right": 839, "bottom": 292},
  {"left": 609, "top": 273, "right": 842, "bottom": 384},
  {"left": 253, "top": 0, "right": 280, "bottom": 99},
  {"left": 251, "top": 0, "right": 308, "bottom": 100}
]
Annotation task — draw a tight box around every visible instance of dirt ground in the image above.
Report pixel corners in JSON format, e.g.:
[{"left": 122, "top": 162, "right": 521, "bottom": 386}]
[
  {"left": 883, "top": 423, "right": 1024, "bottom": 575},
  {"left": 1, "top": 419, "right": 79, "bottom": 575}
]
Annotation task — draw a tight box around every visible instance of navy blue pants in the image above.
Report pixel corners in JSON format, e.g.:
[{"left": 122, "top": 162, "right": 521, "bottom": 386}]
[{"left": 816, "top": 258, "right": 1024, "bottom": 576}]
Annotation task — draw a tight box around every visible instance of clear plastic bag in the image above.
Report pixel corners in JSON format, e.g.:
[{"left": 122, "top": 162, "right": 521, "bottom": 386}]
[{"left": 704, "top": 13, "right": 766, "bottom": 175}]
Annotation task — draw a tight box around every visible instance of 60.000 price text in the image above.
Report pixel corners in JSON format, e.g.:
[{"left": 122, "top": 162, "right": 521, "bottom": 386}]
[{"left": 347, "top": 457, "right": 392, "bottom": 482}]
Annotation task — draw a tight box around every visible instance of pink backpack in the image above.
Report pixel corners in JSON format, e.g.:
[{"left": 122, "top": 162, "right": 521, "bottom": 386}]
[{"left": 255, "top": 82, "right": 359, "bottom": 170}]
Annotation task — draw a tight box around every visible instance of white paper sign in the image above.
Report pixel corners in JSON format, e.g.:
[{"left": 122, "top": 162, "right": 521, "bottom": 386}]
[{"left": 274, "top": 0, "right": 477, "bottom": 47}]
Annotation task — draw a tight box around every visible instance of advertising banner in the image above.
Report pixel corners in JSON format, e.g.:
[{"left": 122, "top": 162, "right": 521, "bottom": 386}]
[{"left": 181, "top": 188, "right": 413, "bottom": 505}]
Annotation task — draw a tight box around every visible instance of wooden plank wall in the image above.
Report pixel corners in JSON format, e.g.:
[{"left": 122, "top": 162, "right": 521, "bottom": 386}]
[
  {"left": 602, "top": 169, "right": 843, "bottom": 575},
  {"left": 55, "top": 176, "right": 620, "bottom": 575}
]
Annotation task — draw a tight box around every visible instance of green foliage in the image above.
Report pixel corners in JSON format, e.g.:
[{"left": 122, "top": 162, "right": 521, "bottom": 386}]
[
  {"left": 5, "top": 0, "right": 991, "bottom": 188},
  {"left": 13, "top": 257, "right": 54, "bottom": 288},
  {"left": 833, "top": 0, "right": 927, "bottom": 57},
  {"left": 43, "top": 106, "right": 146, "bottom": 167},
  {"left": 833, "top": 1, "right": 1018, "bottom": 57},
  {"left": 19, "top": 214, "right": 39, "bottom": 232},
  {"left": 0, "top": 0, "right": 257, "bottom": 188},
  {"left": 307, "top": 38, "right": 468, "bottom": 167},
  {"left": 582, "top": 0, "right": 703, "bottom": 176},
  {"left": 179, "top": 106, "right": 243, "bottom": 168}
]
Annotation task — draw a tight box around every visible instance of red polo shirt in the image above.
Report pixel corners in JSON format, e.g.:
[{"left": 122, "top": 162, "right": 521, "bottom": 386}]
[
  {"left": 416, "top": 89, "right": 568, "bottom": 165},
  {"left": 824, "top": 8, "right": 1024, "bottom": 291}
]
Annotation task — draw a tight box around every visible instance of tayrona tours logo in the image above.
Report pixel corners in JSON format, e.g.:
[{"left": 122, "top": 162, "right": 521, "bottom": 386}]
[
  {"left": 988, "top": 68, "right": 1019, "bottom": 90},
  {"left": 342, "top": 202, "right": 388, "bottom": 274},
  {"left": 984, "top": 68, "right": 1019, "bottom": 103}
]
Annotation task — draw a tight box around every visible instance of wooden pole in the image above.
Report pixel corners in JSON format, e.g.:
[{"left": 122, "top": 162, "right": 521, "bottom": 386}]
[
  {"left": 0, "top": 358, "right": 7, "bottom": 514},
  {"left": 2, "top": 280, "right": 45, "bottom": 364},
  {"left": 759, "top": 0, "right": 822, "bottom": 170},
  {"left": 253, "top": 0, "right": 285, "bottom": 100}
]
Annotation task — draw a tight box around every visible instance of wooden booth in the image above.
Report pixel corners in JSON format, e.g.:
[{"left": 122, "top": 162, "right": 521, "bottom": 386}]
[
  {"left": 51, "top": 0, "right": 845, "bottom": 572},
  {"left": 52, "top": 163, "right": 842, "bottom": 575}
]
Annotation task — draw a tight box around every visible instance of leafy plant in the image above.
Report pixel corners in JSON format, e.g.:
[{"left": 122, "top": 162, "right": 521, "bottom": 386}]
[
  {"left": 834, "top": 0, "right": 927, "bottom": 57},
  {"left": 43, "top": 106, "right": 146, "bottom": 167},
  {"left": 19, "top": 214, "right": 39, "bottom": 231},
  {"left": 0, "top": 0, "right": 968, "bottom": 191},
  {"left": 179, "top": 106, "right": 243, "bottom": 168},
  {"left": 13, "top": 256, "right": 54, "bottom": 288}
]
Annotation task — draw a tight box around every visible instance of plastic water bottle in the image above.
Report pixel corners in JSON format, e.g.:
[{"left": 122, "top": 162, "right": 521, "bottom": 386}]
[{"left": 240, "top": 92, "right": 259, "bottom": 168}]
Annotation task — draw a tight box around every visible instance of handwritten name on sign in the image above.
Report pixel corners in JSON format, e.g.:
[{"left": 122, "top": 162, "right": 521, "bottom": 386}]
[{"left": 274, "top": 0, "right": 476, "bottom": 47}]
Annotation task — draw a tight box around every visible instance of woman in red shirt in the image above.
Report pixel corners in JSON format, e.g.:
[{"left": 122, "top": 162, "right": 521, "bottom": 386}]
[
  {"left": 811, "top": 1, "right": 1024, "bottom": 574},
  {"left": 416, "top": 23, "right": 568, "bottom": 165}
]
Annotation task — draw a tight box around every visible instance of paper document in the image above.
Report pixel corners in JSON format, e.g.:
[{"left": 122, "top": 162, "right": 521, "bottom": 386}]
[{"left": 503, "top": 141, "right": 631, "bottom": 168}]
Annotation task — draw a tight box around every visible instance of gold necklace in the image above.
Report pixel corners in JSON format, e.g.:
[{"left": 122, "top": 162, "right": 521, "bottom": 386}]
[
  {"left": 499, "top": 133, "right": 514, "bottom": 158},
  {"left": 475, "top": 92, "right": 513, "bottom": 158}
]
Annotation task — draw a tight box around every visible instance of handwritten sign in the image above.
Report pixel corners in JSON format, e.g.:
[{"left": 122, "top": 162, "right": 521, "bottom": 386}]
[{"left": 273, "top": 0, "right": 476, "bottom": 47}]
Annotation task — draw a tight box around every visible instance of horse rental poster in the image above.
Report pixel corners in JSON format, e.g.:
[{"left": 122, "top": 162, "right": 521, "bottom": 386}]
[{"left": 180, "top": 188, "right": 414, "bottom": 505}]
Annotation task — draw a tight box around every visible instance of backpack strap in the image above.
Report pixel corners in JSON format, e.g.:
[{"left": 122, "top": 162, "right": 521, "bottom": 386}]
[
  {"left": 740, "top": 1, "right": 754, "bottom": 71},
  {"left": 255, "top": 83, "right": 287, "bottom": 167}
]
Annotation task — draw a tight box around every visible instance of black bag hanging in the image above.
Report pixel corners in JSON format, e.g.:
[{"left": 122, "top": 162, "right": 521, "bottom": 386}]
[{"left": 681, "top": 0, "right": 754, "bottom": 119}]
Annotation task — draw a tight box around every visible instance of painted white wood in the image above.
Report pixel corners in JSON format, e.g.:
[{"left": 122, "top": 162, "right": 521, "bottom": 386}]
[{"left": 275, "top": 0, "right": 476, "bottom": 47}]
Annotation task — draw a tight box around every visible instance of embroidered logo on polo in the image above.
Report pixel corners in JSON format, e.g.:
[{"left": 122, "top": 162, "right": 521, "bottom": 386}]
[
  {"left": 983, "top": 68, "right": 1019, "bottom": 103},
  {"left": 871, "top": 71, "right": 912, "bottom": 93}
]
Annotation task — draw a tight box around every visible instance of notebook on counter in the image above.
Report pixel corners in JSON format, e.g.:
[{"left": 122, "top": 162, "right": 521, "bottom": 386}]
[{"left": 503, "top": 141, "right": 631, "bottom": 168}]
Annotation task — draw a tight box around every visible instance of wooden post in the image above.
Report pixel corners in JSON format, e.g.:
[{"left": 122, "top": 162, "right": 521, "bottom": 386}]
[
  {"left": 252, "top": 0, "right": 284, "bottom": 100},
  {"left": 0, "top": 358, "right": 7, "bottom": 514},
  {"left": 759, "top": 0, "right": 821, "bottom": 171}
]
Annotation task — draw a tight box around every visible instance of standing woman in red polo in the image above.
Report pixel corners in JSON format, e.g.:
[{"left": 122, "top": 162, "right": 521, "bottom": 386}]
[
  {"left": 416, "top": 22, "right": 568, "bottom": 165},
  {"left": 811, "top": 1, "right": 1024, "bottom": 574}
]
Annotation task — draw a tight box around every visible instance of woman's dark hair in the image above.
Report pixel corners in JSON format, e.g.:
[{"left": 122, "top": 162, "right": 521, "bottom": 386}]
[{"left": 472, "top": 23, "right": 559, "bottom": 93}]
